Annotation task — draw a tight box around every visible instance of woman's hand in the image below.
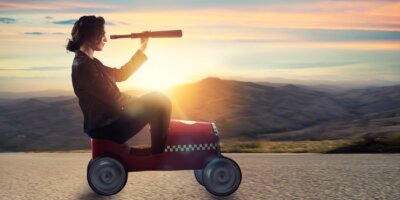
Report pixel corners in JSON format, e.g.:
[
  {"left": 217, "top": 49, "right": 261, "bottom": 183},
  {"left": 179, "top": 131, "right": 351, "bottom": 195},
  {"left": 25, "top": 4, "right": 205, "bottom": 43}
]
[{"left": 140, "top": 31, "right": 150, "bottom": 53}]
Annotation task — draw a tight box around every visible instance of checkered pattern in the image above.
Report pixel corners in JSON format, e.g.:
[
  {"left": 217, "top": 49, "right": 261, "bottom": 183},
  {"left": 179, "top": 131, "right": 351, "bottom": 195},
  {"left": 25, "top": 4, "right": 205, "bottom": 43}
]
[
  {"left": 211, "top": 123, "right": 219, "bottom": 137},
  {"left": 164, "top": 143, "right": 218, "bottom": 152}
]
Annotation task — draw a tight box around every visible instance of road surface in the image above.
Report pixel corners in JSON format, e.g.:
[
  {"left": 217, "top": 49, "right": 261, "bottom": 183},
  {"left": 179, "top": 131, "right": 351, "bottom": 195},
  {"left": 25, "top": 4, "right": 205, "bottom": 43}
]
[{"left": 0, "top": 153, "right": 399, "bottom": 200}]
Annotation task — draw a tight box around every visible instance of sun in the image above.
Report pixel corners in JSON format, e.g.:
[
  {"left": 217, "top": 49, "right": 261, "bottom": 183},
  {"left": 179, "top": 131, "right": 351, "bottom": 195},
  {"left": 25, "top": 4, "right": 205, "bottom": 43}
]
[
  {"left": 134, "top": 71, "right": 187, "bottom": 90},
  {"left": 120, "top": 58, "right": 193, "bottom": 90},
  {"left": 107, "top": 40, "right": 203, "bottom": 91}
]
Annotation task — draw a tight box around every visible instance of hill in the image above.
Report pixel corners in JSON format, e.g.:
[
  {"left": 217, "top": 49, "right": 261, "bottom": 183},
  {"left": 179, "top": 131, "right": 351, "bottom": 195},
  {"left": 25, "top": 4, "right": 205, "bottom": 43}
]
[{"left": 0, "top": 77, "right": 399, "bottom": 151}]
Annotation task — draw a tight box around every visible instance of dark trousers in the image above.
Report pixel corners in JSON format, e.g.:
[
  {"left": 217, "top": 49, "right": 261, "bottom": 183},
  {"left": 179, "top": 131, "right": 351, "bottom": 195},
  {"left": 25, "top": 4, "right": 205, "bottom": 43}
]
[{"left": 88, "top": 92, "right": 172, "bottom": 154}]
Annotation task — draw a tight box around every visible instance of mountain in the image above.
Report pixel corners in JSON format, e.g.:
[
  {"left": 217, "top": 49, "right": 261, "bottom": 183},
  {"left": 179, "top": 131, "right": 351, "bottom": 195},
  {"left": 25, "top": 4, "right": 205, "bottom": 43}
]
[
  {"left": 0, "top": 97, "right": 87, "bottom": 151},
  {"left": 0, "top": 77, "right": 399, "bottom": 151},
  {"left": 166, "top": 78, "right": 349, "bottom": 137},
  {"left": 0, "top": 89, "right": 74, "bottom": 99},
  {"left": 259, "top": 84, "right": 400, "bottom": 140},
  {"left": 257, "top": 81, "right": 348, "bottom": 93},
  {"left": 339, "top": 85, "right": 400, "bottom": 115}
]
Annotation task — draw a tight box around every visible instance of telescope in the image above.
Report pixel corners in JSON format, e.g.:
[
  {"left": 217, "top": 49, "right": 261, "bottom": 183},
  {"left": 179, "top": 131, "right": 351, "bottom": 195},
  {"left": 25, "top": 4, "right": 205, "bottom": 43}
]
[{"left": 110, "top": 30, "right": 182, "bottom": 39}]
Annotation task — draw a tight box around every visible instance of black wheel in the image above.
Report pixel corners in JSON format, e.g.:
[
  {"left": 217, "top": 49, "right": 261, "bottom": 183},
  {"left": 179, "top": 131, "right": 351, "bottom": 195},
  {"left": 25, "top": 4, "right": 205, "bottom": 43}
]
[
  {"left": 194, "top": 169, "right": 204, "bottom": 186},
  {"left": 87, "top": 159, "right": 95, "bottom": 173},
  {"left": 203, "top": 157, "right": 241, "bottom": 196},
  {"left": 87, "top": 157, "right": 128, "bottom": 196}
]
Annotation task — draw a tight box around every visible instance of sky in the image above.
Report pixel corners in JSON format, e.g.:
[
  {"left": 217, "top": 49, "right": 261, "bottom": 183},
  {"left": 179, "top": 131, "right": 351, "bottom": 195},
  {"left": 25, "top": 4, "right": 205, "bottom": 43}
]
[{"left": 0, "top": 0, "right": 399, "bottom": 92}]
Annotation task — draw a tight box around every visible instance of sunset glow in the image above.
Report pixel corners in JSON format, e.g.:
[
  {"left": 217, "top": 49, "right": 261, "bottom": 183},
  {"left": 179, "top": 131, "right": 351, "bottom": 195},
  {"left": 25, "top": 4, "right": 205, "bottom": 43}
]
[{"left": 0, "top": 0, "right": 399, "bottom": 92}]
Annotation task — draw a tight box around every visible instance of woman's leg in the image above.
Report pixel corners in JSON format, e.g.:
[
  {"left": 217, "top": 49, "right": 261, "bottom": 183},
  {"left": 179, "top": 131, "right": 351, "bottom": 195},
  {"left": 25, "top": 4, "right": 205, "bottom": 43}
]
[
  {"left": 123, "top": 91, "right": 172, "bottom": 154},
  {"left": 87, "top": 113, "right": 148, "bottom": 145},
  {"left": 138, "top": 92, "right": 172, "bottom": 154},
  {"left": 90, "top": 91, "right": 172, "bottom": 155}
]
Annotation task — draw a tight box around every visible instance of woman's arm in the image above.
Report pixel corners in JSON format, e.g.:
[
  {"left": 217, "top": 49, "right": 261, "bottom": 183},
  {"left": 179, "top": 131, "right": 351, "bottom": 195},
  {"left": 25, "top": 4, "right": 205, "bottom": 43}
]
[
  {"left": 103, "top": 37, "right": 149, "bottom": 82},
  {"left": 110, "top": 50, "right": 148, "bottom": 82}
]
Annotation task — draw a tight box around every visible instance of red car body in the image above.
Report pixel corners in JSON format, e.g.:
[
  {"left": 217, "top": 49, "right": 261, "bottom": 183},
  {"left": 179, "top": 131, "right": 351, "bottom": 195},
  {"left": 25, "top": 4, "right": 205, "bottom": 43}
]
[{"left": 91, "top": 120, "right": 220, "bottom": 171}]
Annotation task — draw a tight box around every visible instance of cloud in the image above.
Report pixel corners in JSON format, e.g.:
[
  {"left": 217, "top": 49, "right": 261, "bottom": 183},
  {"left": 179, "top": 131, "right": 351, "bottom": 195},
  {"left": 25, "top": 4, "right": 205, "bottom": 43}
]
[
  {"left": 266, "top": 61, "right": 358, "bottom": 69},
  {"left": 227, "top": 56, "right": 359, "bottom": 70},
  {"left": 45, "top": 16, "right": 53, "bottom": 19},
  {"left": 24, "top": 32, "right": 65, "bottom": 35},
  {"left": 52, "top": 19, "right": 117, "bottom": 26},
  {"left": 268, "top": 29, "right": 400, "bottom": 42},
  {"left": 105, "top": 21, "right": 115, "bottom": 26},
  {"left": 0, "top": 0, "right": 117, "bottom": 11},
  {"left": 116, "top": 21, "right": 130, "bottom": 25},
  {"left": 0, "top": 66, "right": 68, "bottom": 71},
  {"left": 24, "top": 32, "right": 45, "bottom": 35},
  {"left": 52, "top": 19, "right": 76, "bottom": 25},
  {"left": 0, "top": 17, "right": 16, "bottom": 24},
  {"left": 106, "top": 0, "right": 399, "bottom": 31}
]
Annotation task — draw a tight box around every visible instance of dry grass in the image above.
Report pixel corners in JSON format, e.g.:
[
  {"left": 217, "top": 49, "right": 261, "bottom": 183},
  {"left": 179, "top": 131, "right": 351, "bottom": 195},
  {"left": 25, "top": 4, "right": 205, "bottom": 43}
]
[
  {"left": 221, "top": 140, "right": 353, "bottom": 153},
  {"left": 26, "top": 134, "right": 400, "bottom": 153},
  {"left": 29, "top": 149, "right": 91, "bottom": 153},
  {"left": 221, "top": 133, "right": 400, "bottom": 153}
]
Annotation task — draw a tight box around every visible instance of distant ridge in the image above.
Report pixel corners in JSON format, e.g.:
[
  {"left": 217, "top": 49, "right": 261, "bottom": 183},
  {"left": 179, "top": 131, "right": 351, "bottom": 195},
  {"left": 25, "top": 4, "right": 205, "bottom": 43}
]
[
  {"left": 0, "top": 89, "right": 74, "bottom": 99},
  {"left": 0, "top": 77, "right": 399, "bottom": 151}
]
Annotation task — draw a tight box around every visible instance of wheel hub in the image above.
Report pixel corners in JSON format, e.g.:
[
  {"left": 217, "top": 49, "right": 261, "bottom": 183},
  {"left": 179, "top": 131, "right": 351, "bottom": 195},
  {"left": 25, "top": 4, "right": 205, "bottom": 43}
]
[
  {"left": 216, "top": 169, "right": 229, "bottom": 183},
  {"left": 100, "top": 169, "right": 114, "bottom": 183}
]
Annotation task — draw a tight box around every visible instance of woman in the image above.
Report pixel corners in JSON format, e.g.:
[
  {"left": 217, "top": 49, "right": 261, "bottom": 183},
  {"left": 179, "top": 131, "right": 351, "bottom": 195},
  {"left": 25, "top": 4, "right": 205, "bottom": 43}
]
[{"left": 69, "top": 15, "right": 171, "bottom": 156}]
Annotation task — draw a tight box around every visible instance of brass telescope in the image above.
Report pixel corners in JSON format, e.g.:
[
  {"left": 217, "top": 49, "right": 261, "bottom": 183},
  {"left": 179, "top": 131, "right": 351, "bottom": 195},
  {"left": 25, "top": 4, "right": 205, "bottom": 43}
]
[{"left": 110, "top": 30, "right": 182, "bottom": 39}]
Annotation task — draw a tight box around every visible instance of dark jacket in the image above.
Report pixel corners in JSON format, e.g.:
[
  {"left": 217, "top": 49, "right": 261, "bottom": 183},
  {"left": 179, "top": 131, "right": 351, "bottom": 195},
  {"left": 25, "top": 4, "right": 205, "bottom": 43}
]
[{"left": 71, "top": 50, "right": 147, "bottom": 133}]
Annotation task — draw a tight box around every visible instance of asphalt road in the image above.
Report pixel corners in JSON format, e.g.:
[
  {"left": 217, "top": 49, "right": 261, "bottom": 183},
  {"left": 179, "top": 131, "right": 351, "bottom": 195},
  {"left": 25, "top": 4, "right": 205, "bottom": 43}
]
[{"left": 0, "top": 153, "right": 399, "bottom": 200}]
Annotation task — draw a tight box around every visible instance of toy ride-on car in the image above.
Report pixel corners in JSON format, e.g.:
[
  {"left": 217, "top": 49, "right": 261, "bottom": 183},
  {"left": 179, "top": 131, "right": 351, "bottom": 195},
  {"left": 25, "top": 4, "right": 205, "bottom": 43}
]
[{"left": 87, "top": 120, "right": 242, "bottom": 197}]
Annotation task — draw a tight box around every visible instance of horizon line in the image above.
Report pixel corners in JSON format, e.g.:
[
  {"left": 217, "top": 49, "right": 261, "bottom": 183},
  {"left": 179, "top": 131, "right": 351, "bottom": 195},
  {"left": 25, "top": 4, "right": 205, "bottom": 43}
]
[{"left": 1, "top": 77, "right": 400, "bottom": 94}]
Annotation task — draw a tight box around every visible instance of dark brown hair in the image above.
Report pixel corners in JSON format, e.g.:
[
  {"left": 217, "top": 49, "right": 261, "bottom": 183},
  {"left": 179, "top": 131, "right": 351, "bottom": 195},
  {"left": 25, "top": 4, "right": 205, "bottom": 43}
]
[{"left": 66, "top": 15, "right": 105, "bottom": 52}]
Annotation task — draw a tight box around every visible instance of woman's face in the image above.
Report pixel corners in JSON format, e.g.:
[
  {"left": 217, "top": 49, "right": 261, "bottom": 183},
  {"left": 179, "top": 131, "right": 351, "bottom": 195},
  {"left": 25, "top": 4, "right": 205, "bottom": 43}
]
[{"left": 93, "top": 30, "right": 107, "bottom": 51}]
